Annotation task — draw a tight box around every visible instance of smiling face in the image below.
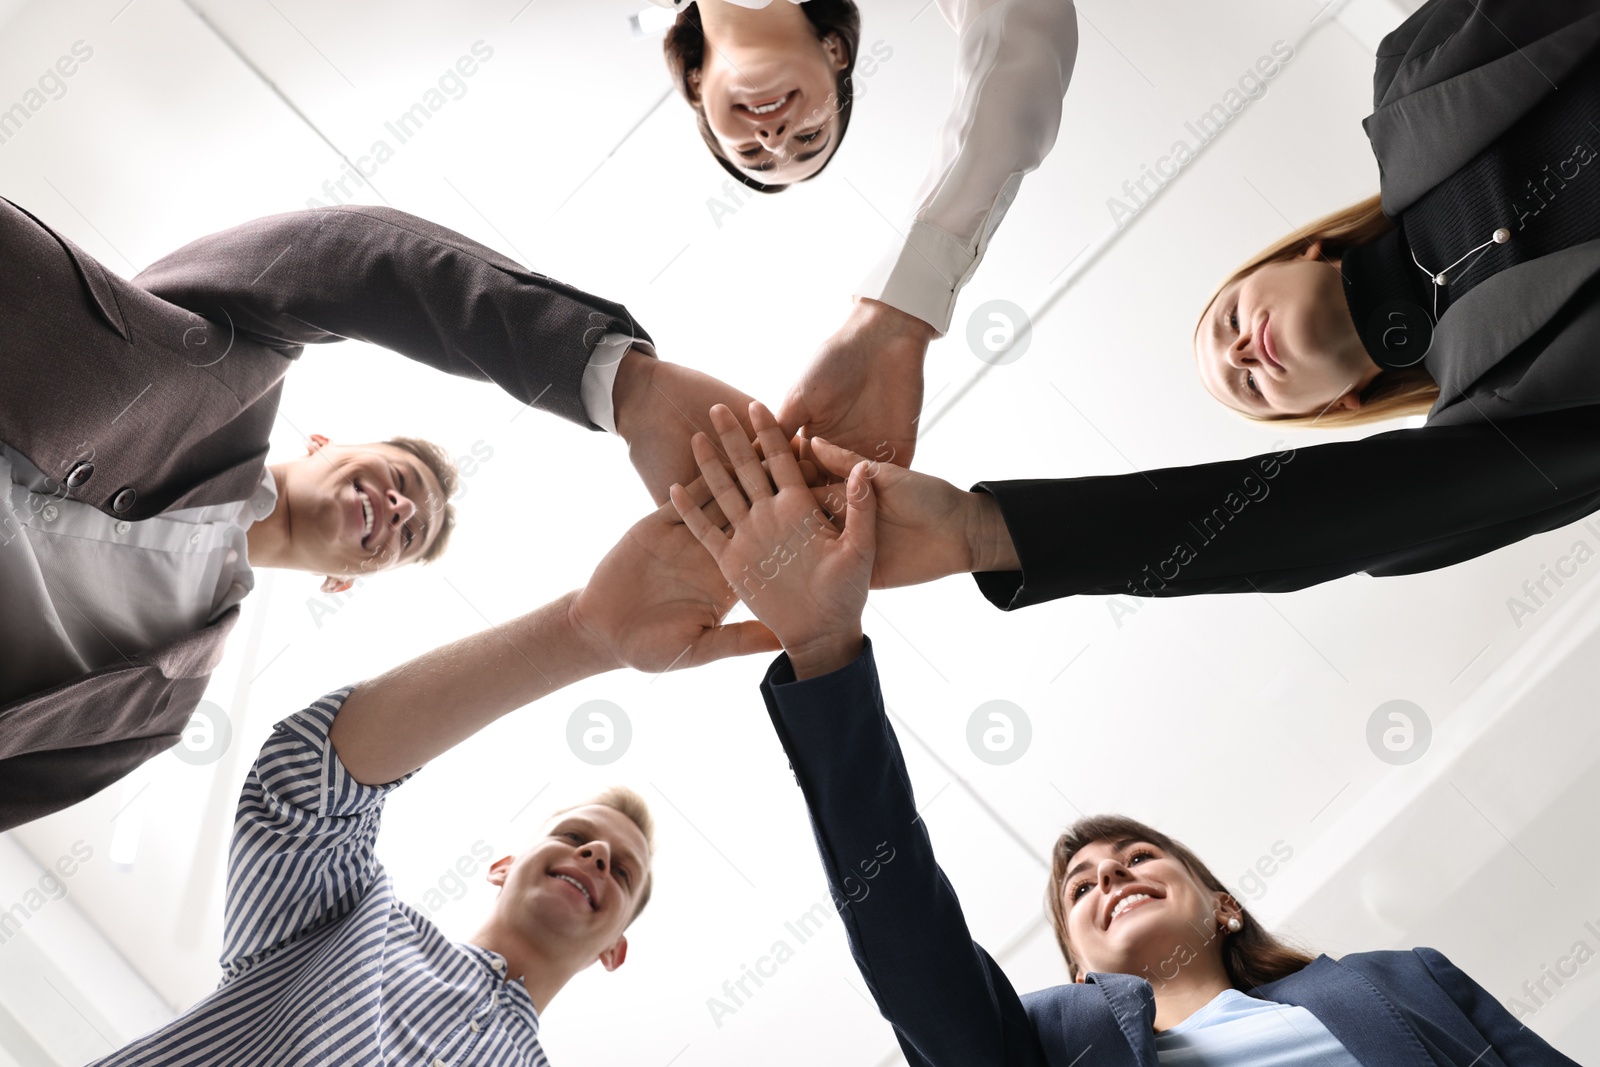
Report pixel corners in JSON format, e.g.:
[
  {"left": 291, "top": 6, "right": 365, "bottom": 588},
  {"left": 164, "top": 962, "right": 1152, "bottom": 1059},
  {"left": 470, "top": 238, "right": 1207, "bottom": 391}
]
[
  {"left": 1195, "top": 244, "right": 1380, "bottom": 419},
  {"left": 1058, "top": 837, "right": 1239, "bottom": 982},
  {"left": 694, "top": 31, "right": 848, "bottom": 184},
  {"left": 485, "top": 805, "right": 653, "bottom": 972},
  {"left": 274, "top": 438, "right": 448, "bottom": 579}
]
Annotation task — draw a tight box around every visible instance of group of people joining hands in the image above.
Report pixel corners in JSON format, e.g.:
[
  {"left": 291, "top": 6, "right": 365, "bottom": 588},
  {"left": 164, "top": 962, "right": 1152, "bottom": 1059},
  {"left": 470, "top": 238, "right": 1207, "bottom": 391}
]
[{"left": 4, "top": 0, "right": 1598, "bottom": 1062}]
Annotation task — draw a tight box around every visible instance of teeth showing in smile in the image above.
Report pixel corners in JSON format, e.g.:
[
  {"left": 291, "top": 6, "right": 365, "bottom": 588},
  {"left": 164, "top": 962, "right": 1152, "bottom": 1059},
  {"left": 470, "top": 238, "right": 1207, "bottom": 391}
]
[
  {"left": 358, "top": 490, "right": 374, "bottom": 539},
  {"left": 553, "top": 873, "right": 593, "bottom": 906},
  {"left": 747, "top": 93, "right": 790, "bottom": 115},
  {"left": 1111, "top": 893, "right": 1151, "bottom": 922}
]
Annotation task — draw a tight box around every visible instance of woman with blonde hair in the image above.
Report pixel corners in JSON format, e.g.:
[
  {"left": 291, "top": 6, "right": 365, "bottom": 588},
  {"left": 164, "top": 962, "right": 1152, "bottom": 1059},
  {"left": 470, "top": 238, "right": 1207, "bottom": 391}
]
[{"left": 795, "top": 0, "right": 1600, "bottom": 608}]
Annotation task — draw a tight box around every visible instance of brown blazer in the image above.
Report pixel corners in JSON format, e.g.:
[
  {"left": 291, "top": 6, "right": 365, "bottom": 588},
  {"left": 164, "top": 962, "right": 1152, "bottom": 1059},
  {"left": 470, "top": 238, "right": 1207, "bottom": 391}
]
[{"left": 0, "top": 197, "right": 648, "bottom": 830}]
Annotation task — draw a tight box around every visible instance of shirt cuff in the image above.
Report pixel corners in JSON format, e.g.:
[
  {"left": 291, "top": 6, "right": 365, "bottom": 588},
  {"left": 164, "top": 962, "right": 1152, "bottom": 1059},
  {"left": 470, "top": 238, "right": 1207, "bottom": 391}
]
[
  {"left": 855, "top": 222, "right": 978, "bottom": 337},
  {"left": 581, "top": 333, "right": 656, "bottom": 435}
]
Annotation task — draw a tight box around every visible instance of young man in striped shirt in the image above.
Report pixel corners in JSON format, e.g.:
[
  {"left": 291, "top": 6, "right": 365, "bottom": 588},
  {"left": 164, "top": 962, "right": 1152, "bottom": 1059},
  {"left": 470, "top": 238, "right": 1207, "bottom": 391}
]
[{"left": 90, "top": 489, "right": 778, "bottom": 1066}]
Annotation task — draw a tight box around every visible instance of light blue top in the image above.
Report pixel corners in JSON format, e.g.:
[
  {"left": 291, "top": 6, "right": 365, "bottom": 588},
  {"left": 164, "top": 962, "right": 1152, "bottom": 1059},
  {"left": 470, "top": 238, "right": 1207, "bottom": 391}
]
[{"left": 1155, "top": 988, "right": 1363, "bottom": 1066}]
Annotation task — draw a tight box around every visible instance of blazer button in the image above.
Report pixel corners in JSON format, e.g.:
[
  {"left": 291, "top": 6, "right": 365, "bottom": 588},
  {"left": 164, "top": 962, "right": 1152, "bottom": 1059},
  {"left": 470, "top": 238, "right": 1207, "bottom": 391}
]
[
  {"left": 111, "top": 487, "right": 138, "bottom": 513},
  {"left": 65, "top": 462, "right": 94, "bottom": 488}
]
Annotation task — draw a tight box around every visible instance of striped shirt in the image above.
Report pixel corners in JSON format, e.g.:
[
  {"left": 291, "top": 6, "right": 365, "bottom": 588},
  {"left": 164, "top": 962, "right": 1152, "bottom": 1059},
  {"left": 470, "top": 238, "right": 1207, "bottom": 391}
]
[{"left": 92, "top": 691, "right": 550, "bottom": 1066}]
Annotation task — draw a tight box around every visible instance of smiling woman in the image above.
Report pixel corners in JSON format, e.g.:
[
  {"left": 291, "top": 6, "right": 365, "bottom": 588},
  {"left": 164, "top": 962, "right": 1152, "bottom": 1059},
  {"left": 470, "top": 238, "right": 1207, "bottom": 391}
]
[{"left": 660, "top": 0, "right": 859, "bottom": 193}]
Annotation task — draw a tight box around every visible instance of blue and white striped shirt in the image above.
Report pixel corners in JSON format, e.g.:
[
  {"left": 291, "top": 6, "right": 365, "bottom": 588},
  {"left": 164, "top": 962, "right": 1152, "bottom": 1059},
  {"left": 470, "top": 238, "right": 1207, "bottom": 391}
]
[{"left": 92, "top": 691, "right": 551, "bottom": 1066}]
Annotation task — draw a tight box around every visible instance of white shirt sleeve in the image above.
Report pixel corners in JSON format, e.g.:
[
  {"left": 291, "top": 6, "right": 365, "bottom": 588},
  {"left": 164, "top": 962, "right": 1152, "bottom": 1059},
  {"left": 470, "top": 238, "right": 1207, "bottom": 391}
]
[
  {"left": 855, "top": 0, "right": 1079, "bottom": 335},
  {"left": 580, "top": 332, "right": 657, "bottom": 435}
]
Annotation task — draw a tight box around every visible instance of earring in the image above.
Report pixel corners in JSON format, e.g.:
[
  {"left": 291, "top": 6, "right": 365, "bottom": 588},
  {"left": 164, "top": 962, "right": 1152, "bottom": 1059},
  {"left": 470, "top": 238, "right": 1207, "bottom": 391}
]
[{"left": 1225, "top": 917, "right": 1242, "bottom": 934}]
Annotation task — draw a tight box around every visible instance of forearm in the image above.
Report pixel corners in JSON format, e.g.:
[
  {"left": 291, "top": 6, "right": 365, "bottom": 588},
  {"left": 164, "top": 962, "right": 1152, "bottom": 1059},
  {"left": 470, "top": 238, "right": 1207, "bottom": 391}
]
[
  {"left": 761, "top": 642, "right": 1040, "bottom": 1065},
  {"left": 972, "top": 410, "right": 1600, "bottom": 608},
  {"left": 135, "top": 206, "right": 647, "bottom": 428},
  {"left": 857, "top": 0, "right": 1077, "bottom": 333},
  {"left": 330, "top": 591, "right": 613, "bottom": 784}
]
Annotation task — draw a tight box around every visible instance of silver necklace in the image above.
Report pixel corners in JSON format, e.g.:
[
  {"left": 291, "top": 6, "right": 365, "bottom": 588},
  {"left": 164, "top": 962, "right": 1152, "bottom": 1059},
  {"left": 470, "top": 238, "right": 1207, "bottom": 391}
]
[{"left": 1409, "top": 226, "right": 1511, "bottom": 320}]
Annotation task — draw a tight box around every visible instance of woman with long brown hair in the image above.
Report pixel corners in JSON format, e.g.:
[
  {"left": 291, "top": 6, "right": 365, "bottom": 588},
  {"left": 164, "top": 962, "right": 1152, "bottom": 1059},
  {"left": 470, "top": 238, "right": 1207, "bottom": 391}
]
[{"left": 668, "top": 398, "right": 1582, "bottom": 1065}]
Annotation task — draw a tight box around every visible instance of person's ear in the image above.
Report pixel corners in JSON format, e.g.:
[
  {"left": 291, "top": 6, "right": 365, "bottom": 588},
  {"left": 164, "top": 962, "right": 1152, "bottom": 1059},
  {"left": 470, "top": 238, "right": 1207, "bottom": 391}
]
[
  {"left": 485, "top": 855, "right": 516, "bottom": 888},
  {"left": 1334, "top": 383, "right": 1366, "bottom": 411},
  {"left": 822, "top": 31, "right": 849, "bottom": 71},
  {"left": 597, "top": 934, "right": 629, "bottom": 973},
  {"left": 1299, "top": 239, "right": 1325, "bottom": 262},
  {"left": 320, "top": 576, "right": 353, "bottom": 594},
  {"left": 307, "top": 433, "right": 331, "bottom": 455},
  {"left": 686, "top": 68, "right": 703, "bottom": 105}
]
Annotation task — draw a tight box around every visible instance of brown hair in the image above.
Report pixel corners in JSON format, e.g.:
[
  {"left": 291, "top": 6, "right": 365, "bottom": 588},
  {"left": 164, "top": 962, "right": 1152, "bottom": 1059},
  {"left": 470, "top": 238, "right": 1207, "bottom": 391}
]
[
  {"left": 1198, "top": 194, "right": 1440, "bottom": 429},
  {"left": 550, "top": 786, "right": 657, "bottom": 923},
  {"left": 663, "top": 0, "right": 860, "bottom": 194},
  {"left": 1047, "top": 815, "right": 1313, "bottom": 990},
  {"left": 383, "top": 436, "right": 458, "bottom": 563}
]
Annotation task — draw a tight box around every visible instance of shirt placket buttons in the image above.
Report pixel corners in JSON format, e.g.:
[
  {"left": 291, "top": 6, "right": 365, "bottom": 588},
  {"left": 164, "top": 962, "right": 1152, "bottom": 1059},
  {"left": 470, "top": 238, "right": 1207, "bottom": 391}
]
[{"left": 41, "top": 504, "right": 58, "bottom": 522}]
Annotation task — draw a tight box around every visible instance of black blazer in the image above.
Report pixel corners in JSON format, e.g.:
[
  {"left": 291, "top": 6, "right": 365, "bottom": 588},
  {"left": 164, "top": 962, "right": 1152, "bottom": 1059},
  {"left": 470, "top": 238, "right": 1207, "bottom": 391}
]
[
  {"left": 0, "top": 199, "right": 646, "bottom": 830},
  {"left": 759, "top": 639, "right": 1582, "bottom": 1067},
  {"left": 973, "top": 0, "right": 1600, "bottom": 607}
]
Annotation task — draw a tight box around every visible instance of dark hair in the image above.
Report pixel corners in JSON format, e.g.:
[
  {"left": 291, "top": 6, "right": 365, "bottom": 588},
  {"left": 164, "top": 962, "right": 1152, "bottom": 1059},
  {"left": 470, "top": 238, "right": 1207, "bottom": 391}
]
[
  {"left": 662, "top": 0, "right": 860, "bottom": 193},
  {"left": 1047, "top": 815, "right": 1314, "bottom": 991}
]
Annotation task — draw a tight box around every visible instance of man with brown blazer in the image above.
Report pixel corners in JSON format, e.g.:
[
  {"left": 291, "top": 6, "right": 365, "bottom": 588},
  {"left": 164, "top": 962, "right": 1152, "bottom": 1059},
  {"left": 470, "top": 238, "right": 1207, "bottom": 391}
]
[{"left": 0, "top": 196, "right": 753, "bottom": 831}]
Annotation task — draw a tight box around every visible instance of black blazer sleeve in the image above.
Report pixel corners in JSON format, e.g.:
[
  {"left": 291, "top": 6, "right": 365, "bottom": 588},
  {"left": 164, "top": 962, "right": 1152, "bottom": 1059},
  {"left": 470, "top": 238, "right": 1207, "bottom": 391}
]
[
  {"left": 972, "top": 407, "right": 1600, "bottom": 608},
  {"left": 133, "top": 205, "right": 650, "bottom": 430},
  {"left": 760, "top": 639, "right": 1047, "bottom": 1067}
]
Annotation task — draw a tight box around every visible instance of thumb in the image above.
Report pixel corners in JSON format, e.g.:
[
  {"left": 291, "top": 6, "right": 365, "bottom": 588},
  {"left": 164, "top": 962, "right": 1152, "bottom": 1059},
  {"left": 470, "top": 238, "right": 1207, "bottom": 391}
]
[
  {"left": 811, "top": 435, "right": 866, "bottom": 480},
  {"left": 776, "top": 388, "right": 809, "bottom": 441},
  {"left": 842, "top": 461, "right": 878, "bottom": 562},
  {"left": 693, "top": 620, "right": 783, "bottom": 664}
]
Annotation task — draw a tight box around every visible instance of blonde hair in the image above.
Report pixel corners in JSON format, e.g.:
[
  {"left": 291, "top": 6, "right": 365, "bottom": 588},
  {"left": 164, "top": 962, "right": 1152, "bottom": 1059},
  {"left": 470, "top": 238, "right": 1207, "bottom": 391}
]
[
  {"left": 1198, "top": 194, "right": 1440, "bottom": 429},
  {"left": 549, "top": 786, "right": 657, "bottom": 922}
]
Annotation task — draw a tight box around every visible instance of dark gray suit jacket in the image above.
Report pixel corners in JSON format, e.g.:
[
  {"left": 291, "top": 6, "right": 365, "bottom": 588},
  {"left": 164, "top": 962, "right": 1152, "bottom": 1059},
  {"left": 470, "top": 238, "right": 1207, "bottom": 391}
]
[
  {"left": 0, "top": 198, "right": 646, "bottom": 830},
  {"left": 974, "top": 0, "right": 1600, "bottom": 607}
]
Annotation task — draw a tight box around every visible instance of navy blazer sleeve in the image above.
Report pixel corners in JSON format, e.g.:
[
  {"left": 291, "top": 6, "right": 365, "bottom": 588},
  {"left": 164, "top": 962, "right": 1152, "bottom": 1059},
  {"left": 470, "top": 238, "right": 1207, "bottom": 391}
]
[
  {"left": 133, "top": 205, "right": 649, "bottom": 430},
  {"left": 972, "top": 408, "right": 1600, "bottom": 608},
  {"left": 760, "top": 640, "right": 1049, "bottom": 1067},
  {"left": 1415, "top": 948, "right": 1582, "bottom": 1067}
]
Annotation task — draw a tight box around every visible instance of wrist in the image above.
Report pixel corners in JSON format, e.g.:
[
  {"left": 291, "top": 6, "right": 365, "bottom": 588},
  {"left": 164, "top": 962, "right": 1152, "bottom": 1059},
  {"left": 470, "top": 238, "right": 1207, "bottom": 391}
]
[
  {"left": 852, "top": 297, "right": 937, "bottom": 347},
  {"left": 966, "top": 491, "right": 1020, "bottom": 573},
  {"left": 786, "top": 629, "right": 865, "bottom": 680},
  {"left": 610, "top": 348, "right": 656, "bottom": 442},
  {"left": 560, "top": 589, "right": 625, "bottom": 679}
]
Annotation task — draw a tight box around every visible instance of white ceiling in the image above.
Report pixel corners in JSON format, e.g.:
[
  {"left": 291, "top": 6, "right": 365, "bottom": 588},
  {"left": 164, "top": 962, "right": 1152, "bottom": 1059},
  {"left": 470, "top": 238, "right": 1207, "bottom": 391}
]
[{"left": 0, "top": 0, "right": 1595, "bottom": 1063}]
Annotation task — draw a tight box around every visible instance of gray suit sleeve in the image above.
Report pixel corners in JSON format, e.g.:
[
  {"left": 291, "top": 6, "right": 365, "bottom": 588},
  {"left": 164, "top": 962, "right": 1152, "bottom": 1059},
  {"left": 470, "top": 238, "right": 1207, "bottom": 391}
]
[{"left": 134, "top": 205, "right": 650, "bottom": 429}]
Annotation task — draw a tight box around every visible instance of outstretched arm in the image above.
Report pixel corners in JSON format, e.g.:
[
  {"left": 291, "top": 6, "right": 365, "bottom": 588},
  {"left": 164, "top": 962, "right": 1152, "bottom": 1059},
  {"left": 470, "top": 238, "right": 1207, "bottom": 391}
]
[
  {"left": 804, "top": 410, "right": 1600, "bottom": 608},
  {"left": 670, "top": 403, "right": 1047, "bottom": 1065},
  {"left": 779, "top": 0, "right": 1079, "bottom": 465},
  {"left": 329, "top": 486, "right": 778, "bottom": 784},
  {"left": 222, "top": 488, "right": 777, "bottom": 972},
  {"left": 135, "top": 205, "right": 642, "bottom": 430},
  {"left": 137, "top": 205, "right": 762, "bottom": 501}
]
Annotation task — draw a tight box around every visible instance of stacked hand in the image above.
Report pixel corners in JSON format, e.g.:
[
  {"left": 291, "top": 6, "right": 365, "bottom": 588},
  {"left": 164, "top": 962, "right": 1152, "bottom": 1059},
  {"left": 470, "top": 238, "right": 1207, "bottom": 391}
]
[
  {"left": 613, "top": 351, "right": 760, "bottom": 505},
  {"left": 670, "top": 403, "right": 878, "bottom": 679},
  {"left": 570, "top": 481, "right": 781, "bottom": 673},
  {"left": 777, "top": 299, "right": 936, "bottom": 470}
]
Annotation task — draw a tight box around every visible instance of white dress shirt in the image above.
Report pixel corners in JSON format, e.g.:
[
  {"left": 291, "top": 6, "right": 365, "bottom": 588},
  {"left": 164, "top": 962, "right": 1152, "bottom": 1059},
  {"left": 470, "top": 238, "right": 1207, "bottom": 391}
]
[
  {"left": 0, "top": 445, "right": 275, "bottom": 707},
  {"left": 647, "top": 0, "right": 1079, "bottom": 334}
]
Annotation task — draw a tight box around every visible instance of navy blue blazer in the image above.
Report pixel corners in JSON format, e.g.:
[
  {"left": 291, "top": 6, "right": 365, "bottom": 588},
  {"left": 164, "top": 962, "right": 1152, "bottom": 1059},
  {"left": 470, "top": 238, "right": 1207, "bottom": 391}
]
[{"left": 758, "top": 639, "right": 1581, "bottom": 1067}]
